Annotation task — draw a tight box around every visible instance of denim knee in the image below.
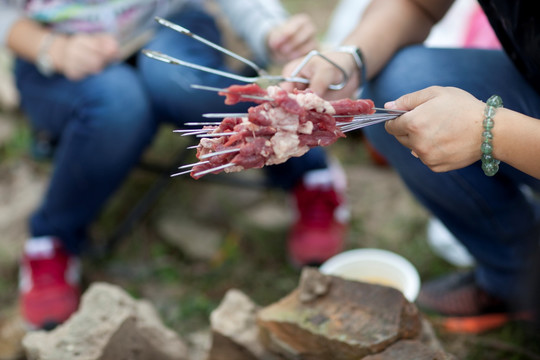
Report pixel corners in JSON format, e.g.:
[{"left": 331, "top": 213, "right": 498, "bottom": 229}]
[{"left": 76, "top": 64, "right": 156, "bottom": 159}]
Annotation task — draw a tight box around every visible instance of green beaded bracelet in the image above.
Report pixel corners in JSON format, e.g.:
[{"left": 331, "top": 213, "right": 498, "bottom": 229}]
[{"left": 481, "top": 95, "right": 503, "bottom": 176}]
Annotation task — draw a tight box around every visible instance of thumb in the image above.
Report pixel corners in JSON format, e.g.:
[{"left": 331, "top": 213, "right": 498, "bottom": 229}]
[{"left": 385, "top": 86, "right": 441, "bottom": 111}]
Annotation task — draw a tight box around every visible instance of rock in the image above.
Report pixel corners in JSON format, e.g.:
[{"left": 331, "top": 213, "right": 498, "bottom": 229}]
[
  {"left": 243, "top": 201, "right": 292, "bottom": 230},
  {"left": 185, "top": 330, "right": 212, "bottom": 360},
  {"left": 207, "top": 289, "right": 280, "bottom": 360},
  {"left": 22, "top": 282, "right": 188, "bottom": 360},
  {"left": 298, "top": 267, "right": 332, "bottom": 303},
  {"left": 156, "top": 216, "right": 222, "bottom": 261},
  {"left": 257, "top": 268, "right": 421, "bottom": 360},
  {"left": 418, "top": 317, "right": 444, "bottom": 352},
  {"left": 362, "top": 340, "right": 457, "bottom": 360},
  {"left": 0, "top": 310, "right": 27, "bottom": 360}
]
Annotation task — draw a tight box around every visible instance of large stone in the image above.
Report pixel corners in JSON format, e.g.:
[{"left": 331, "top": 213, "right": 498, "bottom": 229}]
[
  {"left": 0, "top": 311, "right": 27, "bottom": 360},
  {"left": 207, "top": 289, "right": 281, "bottom": 360},
  {"left": 257, "top": 268, "right": 421, "bottom": 360},
  {"left": 22, "top": 282, "right": 188, "bottom": 360}
]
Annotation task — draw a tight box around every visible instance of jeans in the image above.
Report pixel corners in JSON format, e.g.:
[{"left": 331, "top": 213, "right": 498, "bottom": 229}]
[
  {"left": 362, "top": 45, "right": 540, "bottom": 302},
  {"left": 15, "top": 5, "right": 327, "bottom": 255}
]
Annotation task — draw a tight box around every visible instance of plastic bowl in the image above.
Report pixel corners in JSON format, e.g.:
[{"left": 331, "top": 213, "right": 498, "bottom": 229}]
[{"left": 319, "top": 248, "right": 421, "bottom": 302}]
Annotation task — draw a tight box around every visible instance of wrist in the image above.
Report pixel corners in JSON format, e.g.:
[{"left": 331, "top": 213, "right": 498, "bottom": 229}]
[
  {"left": 49, "top": 34, "right": 68, "bottom": 74},
  {"left": 480, "top": 95, "right": 503, "bottom": 176},
  {"left": 36, "top": 32, "right": 57, "bottom": 76},
  {"left": 335, "top": 45, "right": 365, "bottom": 87}
]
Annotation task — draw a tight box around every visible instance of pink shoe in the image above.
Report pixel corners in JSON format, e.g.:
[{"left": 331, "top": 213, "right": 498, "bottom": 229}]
[
  {"left": 288, "top": 166, "right": 349, "bottom": 267},
  {"left": 19, "top": 237, "right": 80, "bottom": 330}
]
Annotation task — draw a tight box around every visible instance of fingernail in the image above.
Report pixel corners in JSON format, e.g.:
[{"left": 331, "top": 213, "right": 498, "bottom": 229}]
[
  {"left": 411, "top": 150, "right": 419, "bottom": 158},
  {"left": 385, "top": 101, "right": 397, "bottom": 109}
]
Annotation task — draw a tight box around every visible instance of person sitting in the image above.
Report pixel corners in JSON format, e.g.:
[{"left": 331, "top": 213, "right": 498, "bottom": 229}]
[
  {"left": 281, "top": 0, "right": 540, "bottom": 332},
  {"left": 1, "top": 0, "right": 349, "bottom": 330}
]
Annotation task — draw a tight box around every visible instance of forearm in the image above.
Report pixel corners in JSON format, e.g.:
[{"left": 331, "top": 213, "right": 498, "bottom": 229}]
[
  {"left": 341, "top": 0, "right": 453, "bottom": 80},
  {"left": 6, "top": 18, "right": 70, "bottom": 75},
  {"left": 492, "top": 108, "right": 540, "bottom": 178},
  {"left": 6, "top": 18, "right": 50, "bottom": 62}
]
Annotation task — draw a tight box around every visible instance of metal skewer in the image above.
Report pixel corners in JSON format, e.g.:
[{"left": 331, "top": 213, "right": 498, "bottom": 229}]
[
  {"left": 179, "top": 160, "right": 209, "bottom": 169},
  {"left": 175, "top": 112, "right": 400, "bottom": 177},
  {"left": 155, "top": 17, "right": 266, "bottom": 75},
  {"left": 192, "top": 163, "right": 237, "bottom": 177},
  {"left": 143, "top": 18, "right": 348, "bottom": 89},
  {"left": 191, "top": 84, "right": 407, "bottom": 118},
  {"left": 203, "top": 111, "right": 405, "bottom": 120},
  {"left": 184, "top": 122, "right": 222, "bottom": 126},
  {"left": 199, "top": 148, "right": 241, "bottom": 159},
  {"left": 171, "top": 169, "right": 196, "bottom": 177},
  {"left": 196, "top": 132, "right": 238, "bottom": 138}
]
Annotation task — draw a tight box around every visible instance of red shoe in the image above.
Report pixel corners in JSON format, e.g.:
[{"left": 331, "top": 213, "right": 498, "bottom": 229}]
[
  {"left": 19, "top": 237, "right": 81, "bottom": 330},
  {"left": 288, "top": 166, "right": 349, "bottom": 267}
]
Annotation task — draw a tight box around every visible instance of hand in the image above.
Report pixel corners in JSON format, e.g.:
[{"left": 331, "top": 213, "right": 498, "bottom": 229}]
[
  {"left": 281, "top": 50, "right": 361, "bottom": 101},
  {"left": 267, "top": 13, "right": 317, "bottom": 64},
  {"left": 51, "top": 33, "right": 119, "bottom": 80},
  {"left": 384, "top": 86, "right": 486, "bottom": 172}
]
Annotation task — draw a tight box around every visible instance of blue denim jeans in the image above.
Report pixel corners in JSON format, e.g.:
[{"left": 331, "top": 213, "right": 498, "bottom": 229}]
[
  {"left": 15, "top": 5, "right": 327, "bottom": 255},
  {"left": 362, "top": 45, "right": 540, "bottom": 302}
]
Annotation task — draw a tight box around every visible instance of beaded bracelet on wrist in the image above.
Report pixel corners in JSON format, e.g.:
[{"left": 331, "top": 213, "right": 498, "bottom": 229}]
[{"left": 480, "top": 95, "right": 503, "bottom": 176}]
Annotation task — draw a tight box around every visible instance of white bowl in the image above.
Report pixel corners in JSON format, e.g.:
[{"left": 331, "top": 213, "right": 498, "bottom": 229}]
[{"left": 319, "top": 248, "right": 421, "bottom": 302}]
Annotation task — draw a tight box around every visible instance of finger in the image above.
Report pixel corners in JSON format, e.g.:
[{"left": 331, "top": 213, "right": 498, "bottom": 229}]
[
  {"left": 282, "top": 32, "right": 317, "bottom": 59},
  {"left": 91, "top": 34, "right": 120, "bottom": 58},
  {"left": 66, "top": 48, "right": 107, "bottom": 77},
  {"left": 384, "top": 117, "right": 408, "bottom": 137},
  {"left": 280, "top": 59, "right": 310, "bottom": 91},
  {"left": 275, "top": 41, "right": 318, "bottom": 63},
  {"left": 284, "top": 17, "right": 316, "bottom": 51},
  {"left": 387, "top": 86, "right": 441, "bottom": 112},
  {"left": 309, "top": 64, "right": 338, "bottom": 97},
  {"left": 271, "top": 14, "right": 313, "bottom": 49}
]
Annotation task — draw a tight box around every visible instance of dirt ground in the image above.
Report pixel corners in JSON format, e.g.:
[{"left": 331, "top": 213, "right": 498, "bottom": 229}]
[{"left": 0, "top": 1, "right": 539, "bottom": 359}]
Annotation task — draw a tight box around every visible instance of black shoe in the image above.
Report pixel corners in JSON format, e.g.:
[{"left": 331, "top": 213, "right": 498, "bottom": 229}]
[{"left": 416, "top": 271, "right": 527, "bottom": 333}]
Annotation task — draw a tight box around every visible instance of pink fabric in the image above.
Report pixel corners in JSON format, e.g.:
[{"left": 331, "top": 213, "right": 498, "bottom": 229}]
[{"left": 463, "top": 5, "right": 501, "bottom": 49}]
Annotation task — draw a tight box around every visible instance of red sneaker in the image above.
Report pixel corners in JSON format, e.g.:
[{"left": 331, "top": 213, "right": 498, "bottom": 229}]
[
  {"left": 19, "top": 237, "right": 80, "bottom": 330},
  {"left": 288, "top": 166, "right": 349, "bottom": 267}
]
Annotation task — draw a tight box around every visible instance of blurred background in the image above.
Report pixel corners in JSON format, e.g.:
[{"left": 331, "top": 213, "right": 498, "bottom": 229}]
[{"left": 0, "top": 1, "right": 538, "bottom": 359}]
